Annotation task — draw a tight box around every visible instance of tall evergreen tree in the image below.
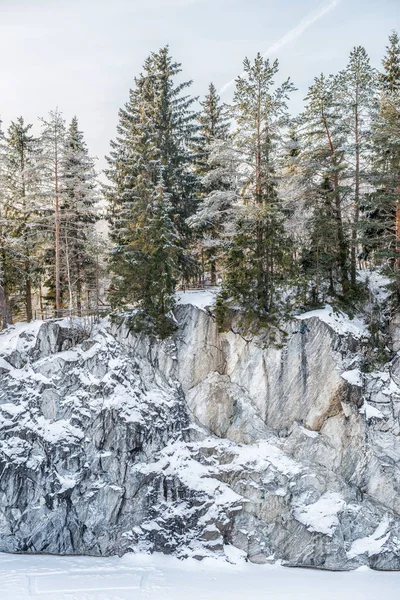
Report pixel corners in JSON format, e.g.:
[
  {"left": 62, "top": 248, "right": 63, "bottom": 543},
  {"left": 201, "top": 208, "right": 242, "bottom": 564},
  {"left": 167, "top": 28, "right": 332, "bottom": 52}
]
[
  {"left": 298, "top": 74, "right": 350, "bottom": 301},
  {"left": 194, "top": 82, "right": 230, "bottom": 176},
  {"left": 367, "top": 31, "right": 400, "bottom": 290},
  {"left": 216, "top": 54, "right": 295, "bottom": 328},
  {"left": 60, "top": 117, "right": 99, "bottom": 313},
  {"left": 2, "top": 118, "right": 41, "bottom": 321},
  {"left": 106, "top": 47, "right": 193, "bottom": 336},
  {"left": 337, "top": 47, "right": 376, "bottom": 286},
  {"left": 189, "top": 83, "right": 231, "bottom": 284},
  {"left": 39, "top": 109, "right": 66, "bottom": 314},
  {"left": 0, "top": 118, "right": 12, "bottom": 327},
  {"left": 144, "top": 46, "right": 199, "bottom": 245},
  {"left": 380, "top": 31, "right": 400, "bottom": 92}
]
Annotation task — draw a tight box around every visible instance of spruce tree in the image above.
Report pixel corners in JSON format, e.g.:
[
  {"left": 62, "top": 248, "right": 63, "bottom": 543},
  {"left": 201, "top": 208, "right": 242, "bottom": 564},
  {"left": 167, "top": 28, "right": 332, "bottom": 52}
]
[
  {"left": 189, "top": 83, "right": 231, "bottom": 284},
  {"left": 2, "top": 118, "right": 41, "bottom": 321},
  {"left": 187, "top": 139, "right": 238, "bottom": 286},
  {"left": 106, "top": 48, "right": 190, "bottom": 337},
  {"left": 115, "top": 179, "right": 181, "bottom": 338},
  {"left": 300, "top": 177, "right": 340, "bottom": 304},
  {"left": 194, "top": 82, "right": 230, "bottom": 176},
  {"left": 380, "top": 31, "right": 400, "bottom": 92},
  {"left": 144, "top": 46, "right": 199, "bottom": 248}
]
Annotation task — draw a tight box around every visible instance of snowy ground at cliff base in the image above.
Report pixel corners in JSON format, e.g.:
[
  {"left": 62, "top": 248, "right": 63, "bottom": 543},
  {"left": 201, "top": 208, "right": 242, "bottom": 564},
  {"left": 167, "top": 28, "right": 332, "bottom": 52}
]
[{"left": 1, "top": 553, "right": 400, "bottom": 600}]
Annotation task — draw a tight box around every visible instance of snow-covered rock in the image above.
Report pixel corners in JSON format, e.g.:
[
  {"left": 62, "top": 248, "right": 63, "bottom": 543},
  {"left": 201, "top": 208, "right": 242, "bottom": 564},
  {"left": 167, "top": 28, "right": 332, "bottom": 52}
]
[{"left": 0, "top": 304, "right": 400, "bottom": 570}]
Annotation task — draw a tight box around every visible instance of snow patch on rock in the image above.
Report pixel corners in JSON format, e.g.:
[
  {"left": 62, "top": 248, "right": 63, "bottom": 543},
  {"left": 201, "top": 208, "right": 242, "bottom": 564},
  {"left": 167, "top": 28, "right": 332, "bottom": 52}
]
[
  {"left": 176, "top": 289, "right": 218, "bottom": 311},
  {"left": 296, "top": 305, "right": 368, "bottom": 340},
  {"left": 293, "top": 493, "right": 346, "bottom": 537},
  {"left": 347, "top": 517, "right": 391, "bottom": 559}
]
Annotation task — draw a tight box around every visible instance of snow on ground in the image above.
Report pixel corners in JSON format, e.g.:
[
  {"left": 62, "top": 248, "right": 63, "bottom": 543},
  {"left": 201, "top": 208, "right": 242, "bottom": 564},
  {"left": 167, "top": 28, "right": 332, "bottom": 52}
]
[
  {"left": 0, "top": 320, "right": 42, "bottom": 356},
  {"left": 1, "top": 552, "right": 399, "bottom": 600},
  {"left": 296, "top": 305, "right": 368, "bottom": 339},
  {"left": 176, "top": 289, "right": 218, "bottom": 311}
]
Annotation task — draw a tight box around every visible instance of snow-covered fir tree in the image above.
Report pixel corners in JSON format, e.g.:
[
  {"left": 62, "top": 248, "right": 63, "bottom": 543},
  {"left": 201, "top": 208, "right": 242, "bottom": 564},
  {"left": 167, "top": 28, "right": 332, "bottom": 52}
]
[
  {"left": 106, "top": 50, "right": 188, "bottom": 336},
  {"left": 189, "top": 83, "right": 232, "bottom": 284},
  {"left": 1, "top": 118, "right": 42, "bottom": 321},
  {"left": 380, "top": 30, "right": 400, "bottom": 92},
  {"left": 143, "top": 46, "right": 199, "bottom": 251},
  {"left": 194, "top": 82, "right": 230, "bottom": 176}
]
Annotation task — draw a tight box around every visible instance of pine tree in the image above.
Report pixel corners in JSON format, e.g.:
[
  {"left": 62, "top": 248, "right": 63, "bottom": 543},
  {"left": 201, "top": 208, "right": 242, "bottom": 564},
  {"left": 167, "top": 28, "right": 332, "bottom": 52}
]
[
  {"left": 39, "top": 109, "right": 66, "bottom": 314},
  {"left": 60, "top": 117, "right": 99, "bottom": 314},
  {"left": 298, "top": 74, "right": 350, "bottom": 301},
  {"left": 216, "top": 54, "right": 295, "bottom": 329},
  {"left": 106, "top": 49, "right": 189, "bottom": 336},
  {"left": 337, "top": 47, "right": 376, "bottom": 287}
]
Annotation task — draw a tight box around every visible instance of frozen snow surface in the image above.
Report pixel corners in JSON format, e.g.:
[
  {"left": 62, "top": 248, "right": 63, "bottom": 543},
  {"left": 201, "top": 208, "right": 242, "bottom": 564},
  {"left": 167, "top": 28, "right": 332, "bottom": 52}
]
[{"left": 1, "top": 552, "right": 400, "bottom": 600}]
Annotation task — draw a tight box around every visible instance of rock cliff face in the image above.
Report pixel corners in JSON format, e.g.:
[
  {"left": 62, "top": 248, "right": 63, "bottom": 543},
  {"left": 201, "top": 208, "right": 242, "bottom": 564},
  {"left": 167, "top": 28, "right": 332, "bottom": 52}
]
[{"left": 1, "top": 296, "right": 400, "bottom": 570}]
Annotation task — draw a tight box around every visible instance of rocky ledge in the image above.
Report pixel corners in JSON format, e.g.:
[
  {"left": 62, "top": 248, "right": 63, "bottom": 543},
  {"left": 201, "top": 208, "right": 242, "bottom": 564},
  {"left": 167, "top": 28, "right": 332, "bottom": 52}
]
[{"left": 0, "top": 295, "right": 400, "bottom": 570}]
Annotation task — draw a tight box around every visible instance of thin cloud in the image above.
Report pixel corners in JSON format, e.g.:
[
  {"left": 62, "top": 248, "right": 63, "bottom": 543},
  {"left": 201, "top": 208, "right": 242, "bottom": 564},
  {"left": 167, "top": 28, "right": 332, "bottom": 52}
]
[{"left": 219, "top": 0, "right": 343, "bottom": 95}]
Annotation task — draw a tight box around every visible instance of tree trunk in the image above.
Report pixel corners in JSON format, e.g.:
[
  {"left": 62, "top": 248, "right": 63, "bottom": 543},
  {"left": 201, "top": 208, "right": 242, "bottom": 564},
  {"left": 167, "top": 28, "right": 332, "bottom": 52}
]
[
  {"left": 55, "top": 145, "right": 62, "bottom": 316},
  {"left": 396, "top": 182, "right": 400, "bottom": 271},
  {"left": 21, "top": 150, "right": 33, "bottom": 322},
  {"left": 334, "top": 173, "right": 350, "bottom": 296},
  {"left": 76, "top": 271, "right": 82, "bottom": 316},
  {"left": 210, "top": 259, "right": 217, "bottom": 285},
  {"left": 0, "top": 249, "right": 11, "bottom": 328},
  {"left": 25, "top": 260, "right": 32, "bottom": 322},
  {"left": 39, "top": 277, "right": 44, "bottom": 320},
  {"left": 64, "top": 232, "right": 73, "bottom": 313},
  {"left": 322, "top": 112, "right": 349, "bottom": 296},
  {"left": 351, "top": 87, "right": 360, "bottom": 287},
  {"left": 255, "top": 82, "right": 265, "bottom": 302}
]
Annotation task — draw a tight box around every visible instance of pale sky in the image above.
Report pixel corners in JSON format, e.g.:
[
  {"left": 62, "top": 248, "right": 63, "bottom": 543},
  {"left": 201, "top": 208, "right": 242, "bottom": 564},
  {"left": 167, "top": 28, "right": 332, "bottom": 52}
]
[{"left": 0, "top": 0, "right": 399, "bottom": 171}]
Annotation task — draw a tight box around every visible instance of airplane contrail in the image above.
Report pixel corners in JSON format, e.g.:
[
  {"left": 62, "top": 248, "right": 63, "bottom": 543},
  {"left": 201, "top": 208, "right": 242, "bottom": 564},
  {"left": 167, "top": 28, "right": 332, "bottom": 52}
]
[{"left": 219, "top": 0, "right": 343, "bottom": 95}]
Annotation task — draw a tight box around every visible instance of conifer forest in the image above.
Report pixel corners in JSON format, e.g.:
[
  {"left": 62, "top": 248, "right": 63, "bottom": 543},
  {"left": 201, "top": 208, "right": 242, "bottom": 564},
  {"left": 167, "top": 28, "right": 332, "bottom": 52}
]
[{"left": 1, "top": 32, "right": 400, "bottom": 338}]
